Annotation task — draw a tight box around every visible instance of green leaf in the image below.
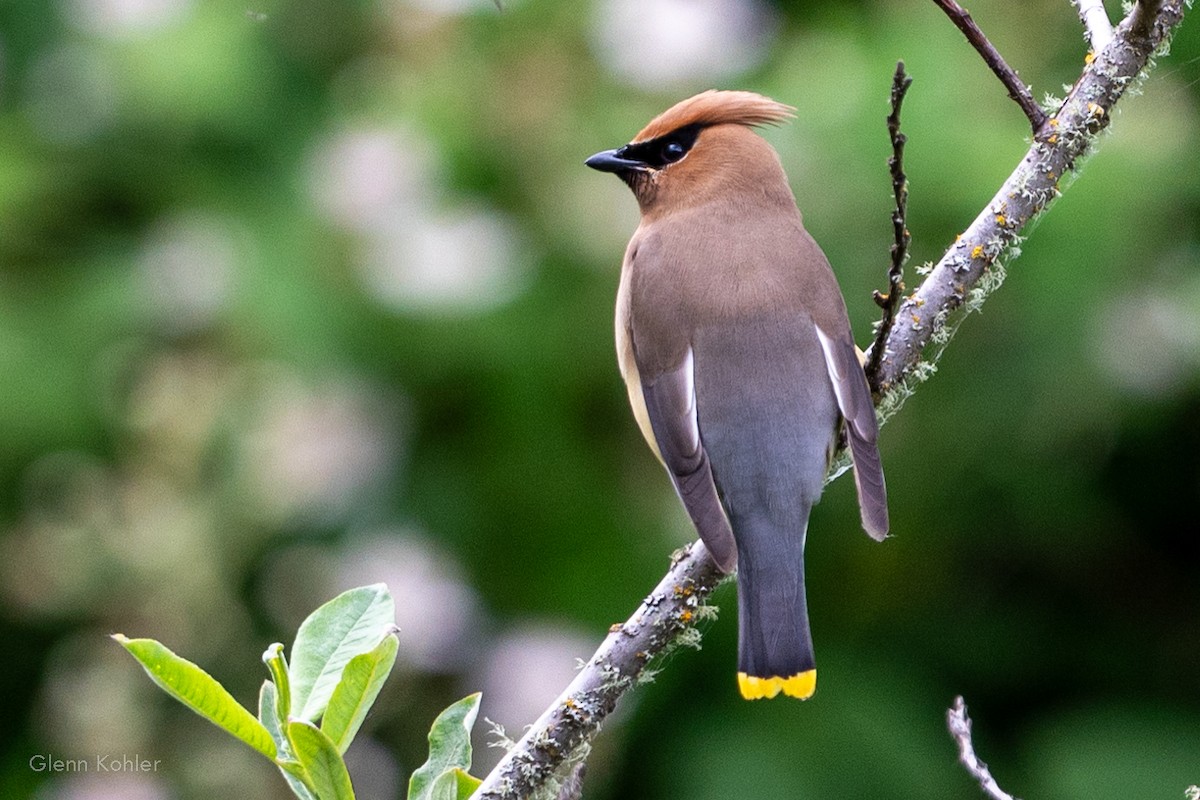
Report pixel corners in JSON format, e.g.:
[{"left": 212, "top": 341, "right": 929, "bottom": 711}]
[
  {"left": 290, "top": 584, "right": 395, "bottom": 722},
  {"left": 263, "top": 643, "right": 292, "bottom": 724},
  {"left": 453, "top": 768, "right": 481, "bottom": 800},
  {"left": 287, "top": 720, "right": 356, "bottom": 800},
  {"left": 260, "top": 682, "right": 318, "bottom": 800},
  {"left": 277, "top": 760, "right": 319, "bottom": 800},
  {"left": 407, "top": 693, "right": 481, "bottom": 800},
  {"left": 428, "top": 768, "right": 481, "bottom": 800},
  {"left": 321, "top": 632, "right": 399, "bottom": 752},
  {"left": 114, "top": 634, "right": 276, "bottom": 760},
  {"left": 259, "top": 681, "right": 287, "bottom": 754}
]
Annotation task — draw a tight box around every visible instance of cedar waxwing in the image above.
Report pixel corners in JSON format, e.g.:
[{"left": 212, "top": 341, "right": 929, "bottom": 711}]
[{"left": 586, "top": 91, "right": 888, "bottom": 700}]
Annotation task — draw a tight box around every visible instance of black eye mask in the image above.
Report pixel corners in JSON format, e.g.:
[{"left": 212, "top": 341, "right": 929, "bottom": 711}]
[{"left": 617, "top": 124, "right": 702, "bottom": 169}]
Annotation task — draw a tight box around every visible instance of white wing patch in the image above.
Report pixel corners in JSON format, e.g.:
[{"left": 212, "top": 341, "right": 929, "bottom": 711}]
[
  {"left": 814, "top": 323, "right": 872, "bottom": 442},
  {"left": 814, "top": 325, "right": 849, "bottom": 411},
  {"left": 679, "top": 347, "right": 700, "bottom": 453}
]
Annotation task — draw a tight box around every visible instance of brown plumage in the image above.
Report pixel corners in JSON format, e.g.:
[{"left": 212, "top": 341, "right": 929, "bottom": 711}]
[
  {"left": 587, "top": 90, "right": 888, "bottom": 701},
  {"left": 632, "top": 90, "right": 795, "bottom": 143}
]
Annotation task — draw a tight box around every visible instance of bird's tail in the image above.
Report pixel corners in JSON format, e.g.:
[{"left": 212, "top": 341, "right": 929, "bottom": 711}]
[{"left": 733, "top": 508, "right": 816, "bottom": 700}]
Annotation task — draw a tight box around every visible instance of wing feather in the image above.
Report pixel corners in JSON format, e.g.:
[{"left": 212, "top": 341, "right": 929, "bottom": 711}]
[
  {"left": 814, "top": 325, "right": 889, "bottom": 540},
  {"left": 639, "top": 349, "right": 739, "bottom": 572}
]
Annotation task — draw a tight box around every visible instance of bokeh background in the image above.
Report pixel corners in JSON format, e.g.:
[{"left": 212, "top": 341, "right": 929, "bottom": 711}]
[{"left": 1, "top": 0, "right": 1198, "bottom": 798}]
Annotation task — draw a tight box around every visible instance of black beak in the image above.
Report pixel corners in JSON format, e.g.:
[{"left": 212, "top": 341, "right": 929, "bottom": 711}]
[{"left": 585, "top": 148, "right": 645, "bottom": 174}]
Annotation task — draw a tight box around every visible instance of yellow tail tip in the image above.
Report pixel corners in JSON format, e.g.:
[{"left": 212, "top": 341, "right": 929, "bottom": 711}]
[{"left": 738, "top": 670, "right": 817, "bottom": 700}]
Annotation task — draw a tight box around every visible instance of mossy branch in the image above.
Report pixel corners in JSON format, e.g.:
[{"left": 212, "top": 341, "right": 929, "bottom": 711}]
[
  {"left": 867, "top": 0, "right": 1186, "bottom": 399},
  {"left": 473, "top": 542, "right": 725, "bottom": 799}
]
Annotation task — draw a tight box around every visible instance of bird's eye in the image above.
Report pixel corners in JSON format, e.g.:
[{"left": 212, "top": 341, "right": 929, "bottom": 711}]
[{"left": 617, "top": 125, "right": 700, "bottom": 169}]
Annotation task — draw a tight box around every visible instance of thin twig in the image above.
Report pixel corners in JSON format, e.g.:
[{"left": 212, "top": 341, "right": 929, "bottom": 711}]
[
  {"left": 947, "top": 696, "right": 1020, "bottom": 800},
  {"left": 867, "top": 61, "right": 914, "bottom": 395},
  {"left": 930, "top": 0, "right": 1050, "bottom": 133},
  {"left": 470, "top": 2, "right": 1188, "bottom": 797},
  {"left": 870, "top": 0, "right": 1185, "bottom": 392},
  {"left": 1071, "top": 0, "right": 1116, "bottom": 51}
]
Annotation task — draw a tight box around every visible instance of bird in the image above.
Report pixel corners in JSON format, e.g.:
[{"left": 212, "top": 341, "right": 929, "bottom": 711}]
[{"left": 585, "top": 90, "right": 889, "bottom": 700}]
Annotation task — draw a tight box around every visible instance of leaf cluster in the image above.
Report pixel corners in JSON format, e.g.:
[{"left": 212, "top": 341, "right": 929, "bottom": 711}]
[{"left": 114, "top": 584, "right": 483, "bottom": 800}]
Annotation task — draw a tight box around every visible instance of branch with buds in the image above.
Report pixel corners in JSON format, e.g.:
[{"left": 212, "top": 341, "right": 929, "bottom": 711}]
[
  {"left": 866, "top": 60, "right": 914, "bottom": 395},
  {"left": 867, "top": 0, "right": 1184, "bottom": 395},
  {"left": 472, "top": 2, "right": 1188, "bottom": 797}
]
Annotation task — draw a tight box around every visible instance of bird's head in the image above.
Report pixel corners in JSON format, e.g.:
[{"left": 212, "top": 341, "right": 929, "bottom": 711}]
[{"left": 586, "top": 90, "right": 796, "bottom": 216}]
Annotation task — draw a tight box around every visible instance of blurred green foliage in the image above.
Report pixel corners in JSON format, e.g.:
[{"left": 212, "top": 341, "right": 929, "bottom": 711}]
[{"left": 0, "top": 0, "right": 1197, "bottom": 798}]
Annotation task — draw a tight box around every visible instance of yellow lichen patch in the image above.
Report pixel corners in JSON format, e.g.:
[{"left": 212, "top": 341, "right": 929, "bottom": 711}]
[
  {"left": 971, "top": 245, "right": 984, "bottom": 259},
  {"left": 1085, "top": 52, "right": 1095, "bottom": 65},
  {"left": 679, "top": 610, "right": 693, "bottom": 623},
  {"left": 995, "top": 214, "right": 1007, "bottom": 226},
  {"left": 737, "top": 670, "right": 817, "bottom": 700}
]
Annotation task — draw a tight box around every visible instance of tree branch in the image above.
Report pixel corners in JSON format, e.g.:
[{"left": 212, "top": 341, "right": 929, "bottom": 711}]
[
  {"left": 474, "top": 542, "right": 726, "bottom": 799},
  {"left": 867, "top": 61, "right": 914, "bottom": 395},
  {"left": 471, "top": 2, "right": 1187, "bottom": 797},
  {"left": 947, "top": 696, "right": 1020, "bottom": 800},
  {"left": 869, "top": 0, "right": 1185, "bottom": 395},
  {"left": 1071, "top": 0, "right": 1116, "bottom": 51},
  {"left": 930, "top": 0, "right": 1050, "bottom": 133}
]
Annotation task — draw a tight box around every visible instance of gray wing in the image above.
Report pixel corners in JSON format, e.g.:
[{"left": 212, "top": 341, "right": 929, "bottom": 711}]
[
  {"left": 814, "top": 325, "right": 889, "bottom": 540},
  {"left": 638, "top": 348, "right": 739, "bottom": 572}
]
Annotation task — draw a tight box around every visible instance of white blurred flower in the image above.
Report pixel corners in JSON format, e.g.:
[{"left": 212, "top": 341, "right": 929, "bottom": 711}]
[
  {"left": 361, "top": 205, "right": 525, "bottom": 313},
  {"left": 138, "top": 212, "right": 236, "bottom": 333},
  {"left": 473, "top": 623, "right": 593, "bottom": 749},
  {"left": 308, "top": 127, "right": 435, "bottom": 232},
  {"left": 334, "top": 532, "right": 480, "bottom": 672},
  {"left": 242, "top": 374, "right": 402, "bottom": 523},
  {"left": 36, "top": 774, "right": 168, "bottom": 800},
  {"left": 65, "top": 0, "right": 192, "bottom": 38},
  {"left": 308, "top": 124, "right": 527, "bottom": 314},
  {"left": 590, "top": 0, "right": 778, "bottom": 89}
]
